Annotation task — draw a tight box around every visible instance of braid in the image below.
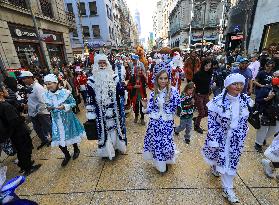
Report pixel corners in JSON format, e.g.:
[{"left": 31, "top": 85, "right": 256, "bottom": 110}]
[{"left": 222, "top": 89, "right": 228, "bottom": 113}]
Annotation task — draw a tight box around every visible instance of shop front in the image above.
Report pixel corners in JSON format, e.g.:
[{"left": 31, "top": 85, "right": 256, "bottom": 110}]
[
  {"left": 260, "top": 22, "right": 279, "bottom": 52},
  {"left": 42, "top": 30, "right": 65, "bottom": 68},
  {"left": 8, "top": 23, "right": 45, "bottom": 69}
]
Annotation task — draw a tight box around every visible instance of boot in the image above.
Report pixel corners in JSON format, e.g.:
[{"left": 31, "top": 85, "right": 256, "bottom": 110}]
[
  {"left": 222, "top": 188, "right": 239, "bottom": 203},
  {"left": 61, "top": 153, "right": 71, "bottom": 167},
  {"left": 73, "top": 146, "right": 80, "bottom": 160},
  {"left": 140, "top": 118, "right": 145, "bottom": 125}
]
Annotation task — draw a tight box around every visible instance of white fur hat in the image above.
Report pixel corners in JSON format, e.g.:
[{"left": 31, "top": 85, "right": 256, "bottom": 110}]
[
  {"left": 224, "top": 73, "right": 246, "bottom": 88},
  {"left": 44, "top": 74, "right": 58, "bottom": 83}
]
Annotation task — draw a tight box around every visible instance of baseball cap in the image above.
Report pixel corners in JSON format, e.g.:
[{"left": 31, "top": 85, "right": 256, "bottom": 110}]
[
  {"left": 19, "top": 71, "right": 33, "bottom": 78},
  {"left": 239, "top": 58, "right": 249, "bottom": 63}
]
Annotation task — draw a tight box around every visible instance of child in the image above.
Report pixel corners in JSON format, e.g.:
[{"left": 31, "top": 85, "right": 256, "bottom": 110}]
[
  {"left": 43, "top": 74, "right": 85, "bottom": 167},
  {"left": 174, "top": 82, "right": 195, "bottom": 144},
  {"left": 202, "top": 73, "right": 253, "bottom": 204},
  {"left": 142, "top": 70, "right": 180, "bottom": 173},
  {"left": 127, "top": 66, "right": 147, "bottom": 125},
  {"left": 0, "top": 85, "right": 41, "bottom": 176}
]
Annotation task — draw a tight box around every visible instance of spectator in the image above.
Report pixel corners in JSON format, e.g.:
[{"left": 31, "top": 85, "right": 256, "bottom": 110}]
[
  {"left": 184, "top": 50, "right": 201, "bottom": 82},
  {"left": 248, "top": 54, "right": 261, "bottom": 80},
  {"left": 19, "top": 71, "right": 51, "bottom": 150}
]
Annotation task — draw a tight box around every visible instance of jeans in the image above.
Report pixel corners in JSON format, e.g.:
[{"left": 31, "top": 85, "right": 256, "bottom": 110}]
[
  {"left": 30, "top": 114, "right": 51, "bottom": 143},
  {"left": 134, "top": 100, "right": 144, "bottom": 119},
  {"left": 194, "top": 93, "right": 209, "bottom": 127},
  {"left": 175, "top": 117, "right": 192, "bottom": 140},
  {"left": 255, "top": 121, "right": 279, "bottom": 145}
]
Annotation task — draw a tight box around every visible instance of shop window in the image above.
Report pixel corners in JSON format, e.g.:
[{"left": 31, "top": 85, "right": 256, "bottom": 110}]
[
  {"left": 72, "top": 29, "right": 78, "bottom": 37},
  {"left": 89, "top": 1, "right": 97, "bottom": 16},
  {"left": 39, "top": 0, "right": 53, "bottom": 18},
  {"left": 92, "top": 25, "right": 100, "bottom": 38},
  {"left": 67, "top": 3, "right": 73, "bottom": 13},
  {"left": 83, "top": 26, "right": 90, "bottom": 37},
  {"left": 79, "top": 2, "right": 86, "bottom": 16}
]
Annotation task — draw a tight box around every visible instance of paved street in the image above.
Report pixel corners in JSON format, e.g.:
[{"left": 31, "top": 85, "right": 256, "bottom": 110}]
[{"left": 1, "top": 107, "right": 278, "bottom": 205}]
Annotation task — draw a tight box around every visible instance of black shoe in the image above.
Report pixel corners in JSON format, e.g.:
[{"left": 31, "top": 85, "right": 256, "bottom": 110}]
[
  {"left": 37, "top": 140, "right": 50, "bottom": 150},
  {"left": 185, "top": 139, "right": 190, "bottom": 144},
  {"left": 61, "top": 155, "right": 71, "bottom": 167},
  {"left": 174, "top": 128, "right": 179, "bottom": 136},
  {"left": 24, "top": 164, "right": 42, "bottom": 176},
  {"left": 165, "top": 164, "right": 169, "bottom": 172},
  {"left": 255, "top": 143, "right": 263, "bottom": 153},
  {"left": 263, "top": 140, "right": 267, "bottom": 146},
  {"left": 73, "top": 149, "right": 80, "bottom": 160},
  {"left": 192, "top": 117, "right": 197, "bottom": 123},
  {"left": 194, "top": 126, "right": 203, "bottom": 134}
]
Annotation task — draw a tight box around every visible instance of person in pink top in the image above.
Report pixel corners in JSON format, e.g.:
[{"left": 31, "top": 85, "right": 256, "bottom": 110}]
[{"left": 248, "top": 54, "right": 261, "bottom": 80}]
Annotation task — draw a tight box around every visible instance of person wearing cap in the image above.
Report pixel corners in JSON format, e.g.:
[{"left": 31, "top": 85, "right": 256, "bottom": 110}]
[
  {"left": 86, "top": 54, "right": 127, "bottom": 160},
  {"left": 202, "top": 73, "right": 253, "bottom": 204},
  {"left": 231, "top": 58, "right": 253, "bottom": 95},
  {"left": 42, "top": 74, "right": 85, "bottom": 167},
  {"left": 248, "top": 54, "right": 260, "bottom": 80},
  {"left": 19, "top": 71, "right": 51, "bottom": 150}
]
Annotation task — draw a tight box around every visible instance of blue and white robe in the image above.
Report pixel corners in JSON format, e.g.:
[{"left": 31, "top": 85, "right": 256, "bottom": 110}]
[
  {"left": 143, "top": 86, "right": 180, "bottom": 172},
  {"left": 202, "top": 92, "right": 253, "bottom": 176},
  {"left": 86, "top": 73, "right": 127, "bottom": 160},
  {"left": 42, "top": 89, "right": 85, "bottom": 147}
]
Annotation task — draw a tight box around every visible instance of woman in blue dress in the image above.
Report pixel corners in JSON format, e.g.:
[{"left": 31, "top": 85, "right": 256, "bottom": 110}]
[
  {"left": 43, "top": 74, "right": 85, "bottom": 167},
  {"left": 142, "top": 70, "right": 180, "bottom": 173}
]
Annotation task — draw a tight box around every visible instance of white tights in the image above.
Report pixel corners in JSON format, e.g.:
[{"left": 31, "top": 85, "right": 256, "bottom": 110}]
[{"left": 221, "top": 173, "right": 234, "bottom": 189}]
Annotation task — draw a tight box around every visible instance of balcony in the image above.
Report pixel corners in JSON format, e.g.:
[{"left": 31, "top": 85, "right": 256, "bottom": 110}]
[
  {"left": 0, "top": 0, "right": 28, "bottom": 10},
  {"left": 65, "top": 12, "right": 76, "bottom": 31}
]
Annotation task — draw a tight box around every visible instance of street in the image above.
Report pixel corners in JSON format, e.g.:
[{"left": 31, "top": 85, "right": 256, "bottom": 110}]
[{"left": 1, "top": 107, "right": 278, "bottom": 205}]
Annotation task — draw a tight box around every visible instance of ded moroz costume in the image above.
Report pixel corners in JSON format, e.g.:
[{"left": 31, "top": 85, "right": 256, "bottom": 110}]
[{"left": 86, "top": 54, "right": 127, "bottom": 160}]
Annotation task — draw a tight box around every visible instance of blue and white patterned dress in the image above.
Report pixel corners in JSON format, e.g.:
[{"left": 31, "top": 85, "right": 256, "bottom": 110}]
[
  {"left": 202, "top": 92, "right": 252, "bottom": 176},
  {"left": 143, "top": 86, "right": 180, "bottom": 172},
  {"left": 42, "top": 89, "right": 85, "bottom": 147}
]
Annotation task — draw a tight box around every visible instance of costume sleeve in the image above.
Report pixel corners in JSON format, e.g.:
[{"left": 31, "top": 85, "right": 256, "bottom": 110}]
[
  {"left": 64, "top": 93, "right": 77, "bottom": 112},
  {"left": 206, "top": 110, "right": 221, "bottom": 147},
  {"left": 116, "top": 81, "right": 125, "bottom": 97},
  {"left": 86, "top": 84, "right": 97, "bottom": 120},
  {"left": 142, "top": 92, "right": 155, "bottom": 114},
  {"left": 172, "top": 88, "right": 181, "bottom": 109}
]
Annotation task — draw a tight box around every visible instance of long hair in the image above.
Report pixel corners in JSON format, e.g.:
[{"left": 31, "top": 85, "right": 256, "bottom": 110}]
[
  {"left": 200, "top": 59, "right": 213, "bottom": 72},
  {"left": 153, "top": 70, "right": 171, "bottom": 103}
]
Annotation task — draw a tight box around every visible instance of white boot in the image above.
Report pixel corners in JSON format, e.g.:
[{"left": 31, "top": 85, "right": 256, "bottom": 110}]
[
  {"left": 211, "top": 165, "right": 220, "bottom": 177},
  {"left": 222, "top": 188, "right": 239, "bottom": 203},
  {"left": 261, "top": 159, "right": 275, "bottom": 178}
]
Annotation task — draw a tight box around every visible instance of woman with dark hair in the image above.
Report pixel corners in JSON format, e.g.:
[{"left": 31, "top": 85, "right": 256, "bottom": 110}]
[
  {"left": 193, "top": 59, "right": 213, "bottom": 134},
  {"left": 202, "top": 73, "right": 253, "bottom": 204},
  {"left": 142, "top": 70, "right": 180, "bottom": 173}
]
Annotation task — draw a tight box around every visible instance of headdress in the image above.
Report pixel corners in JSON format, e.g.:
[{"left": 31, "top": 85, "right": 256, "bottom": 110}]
[
  {"left": 224, "top": 73, "right": 245, "bottom": 88},
  {"left": 44, "top": 74, "right": 58, "bottom": 83}
]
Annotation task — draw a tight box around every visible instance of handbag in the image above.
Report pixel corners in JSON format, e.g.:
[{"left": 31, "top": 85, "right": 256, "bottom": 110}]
[
  {"left": 248, "top": 105, "right": 261, "bottom": 129},
  {"left": 83, "top": 120, "right": 98, "bottom": 140}
]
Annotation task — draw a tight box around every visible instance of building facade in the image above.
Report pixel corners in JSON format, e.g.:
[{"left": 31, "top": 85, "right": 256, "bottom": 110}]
[
  {"left": 64, "top": 0, "right": 138, "bottom": 54},
  {"left": 248, "top": 0, "right": 279, "bottom": 53},
  {"left": 0, "top": 0, "right": 75, "bottom": 70},
  {"left": 169, "top": 0, "right": 225, "bottom": 49}
]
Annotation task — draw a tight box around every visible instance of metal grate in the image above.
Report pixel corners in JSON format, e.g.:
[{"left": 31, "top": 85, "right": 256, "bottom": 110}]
[
  {"left": 39, "top": 0, "right": 53, "bottom": 18},
  {"left": 3, "top": 0, "right": 27, "bottom": 9}
]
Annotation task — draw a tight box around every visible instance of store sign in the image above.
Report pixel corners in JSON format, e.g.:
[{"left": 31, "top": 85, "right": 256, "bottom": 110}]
[
  {"left": 42, "top": 31, "right": 63, "bottom": 42},
  {"left": 231, "top": 35, "right": 243, "bottom": 40},
  {"left": 16, "top": 46, "right": 35, "bottom": 53},
  {"left": 9, "top": 24, "right": 38, "bottom": 40},
  {"left": 192, "top": 34, "right": 217, "bottom": 41}
]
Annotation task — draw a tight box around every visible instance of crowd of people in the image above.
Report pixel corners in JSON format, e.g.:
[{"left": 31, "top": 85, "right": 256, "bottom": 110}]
[{"left": 0, "top": 46, "right": 279, "bottom": 204}]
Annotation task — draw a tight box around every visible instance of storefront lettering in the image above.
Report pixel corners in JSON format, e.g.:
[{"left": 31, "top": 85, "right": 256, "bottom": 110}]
[
  {"left": 15, "top": 29, "right": 37, "bottom": 37},
  {"left": 17, "top": 46, "right": 35, "bottom": 53},
  {"left": 48, "top": 47, "right": 59, "bottom": 52}
]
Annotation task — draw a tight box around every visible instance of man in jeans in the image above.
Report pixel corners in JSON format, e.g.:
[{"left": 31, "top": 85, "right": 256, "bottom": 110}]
[{"left": 19, "top": 71, "right": 51, "bottom": 150}]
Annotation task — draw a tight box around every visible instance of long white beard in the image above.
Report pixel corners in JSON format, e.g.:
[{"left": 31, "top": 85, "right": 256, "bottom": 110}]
[{"left": 92, "top": 69, "right": 116, "bottom": 105}]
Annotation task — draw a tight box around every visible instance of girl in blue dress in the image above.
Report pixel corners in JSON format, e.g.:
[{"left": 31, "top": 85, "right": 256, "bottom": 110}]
[
  {"left": 142, "top": 70, "right": 180, "bottom": 173},
  {"left": 43, "top": 74, "right": 85, "bottom": 167}
]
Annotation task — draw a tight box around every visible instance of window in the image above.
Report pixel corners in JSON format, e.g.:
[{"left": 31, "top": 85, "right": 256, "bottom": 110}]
[
  {"left": 82, "top": 26, "right": 90, "bottom": 37},
  {"left": 109, "top": 26, "right": 112, "bottom": 38},
  {"left": 40, "top": 0, "right": 53, "bottom": 18},
  {"left": 79, "top": 2, "right": 86, "bottom": 16},
  {"left": 89, "top": 1, "right": 97, "bottom": 15},
  {"left": 106, "top": 4, "right": 112, "bottom": 19},
  {"left": 92, "top": 25, "right": 100, "bottom": 38},
  {"left": 72, "top": 29, "right": 78, "bottom": 37},
  {"left": 66, "top": 3, "right": 73, "bottom": 13}
]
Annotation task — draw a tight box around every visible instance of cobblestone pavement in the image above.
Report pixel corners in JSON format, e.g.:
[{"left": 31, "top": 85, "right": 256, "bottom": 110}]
[{"left": 1, "top": 105, "right": 279, "bottom": 205}]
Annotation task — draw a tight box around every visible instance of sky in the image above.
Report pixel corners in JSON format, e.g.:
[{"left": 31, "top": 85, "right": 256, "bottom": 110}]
[{"left": 126, "top": 0, "right": 157, "bottom": 40}]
